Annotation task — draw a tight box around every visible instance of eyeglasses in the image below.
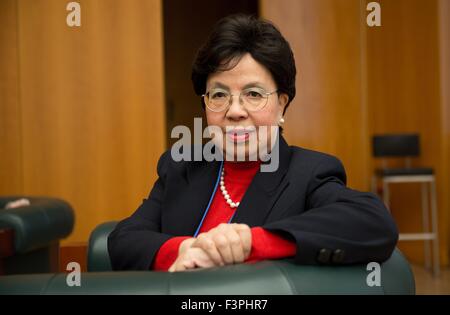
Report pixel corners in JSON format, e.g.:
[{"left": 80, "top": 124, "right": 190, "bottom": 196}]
[{"left": 202, "top": 87, "right": 278, "bottom": 112}]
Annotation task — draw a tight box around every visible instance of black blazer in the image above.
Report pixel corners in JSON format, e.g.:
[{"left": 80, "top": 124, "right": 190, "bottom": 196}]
[{"left": 108, "top": 136, "right": 398, "bottom": 270}]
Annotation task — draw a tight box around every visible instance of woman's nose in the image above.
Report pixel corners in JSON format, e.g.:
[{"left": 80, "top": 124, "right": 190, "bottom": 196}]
[{"left": 226, "top": 94, "right": 248, "bottom": 120}]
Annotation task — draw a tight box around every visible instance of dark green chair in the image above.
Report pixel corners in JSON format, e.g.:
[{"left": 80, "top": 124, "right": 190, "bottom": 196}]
[
  {"left": 0, "top": 220, "right": 415, "bottom": 294},
  {"left": 87, "top": 221, "right": 116, "bottom": 272},
  {"left": 0, "top": 196, "right": 74, "bottom": 275}
]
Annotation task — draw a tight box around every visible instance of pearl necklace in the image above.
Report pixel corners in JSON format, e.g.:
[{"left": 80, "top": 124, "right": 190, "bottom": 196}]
[{"left": 219, "top": 167, "right": 240, "bottom": 208}]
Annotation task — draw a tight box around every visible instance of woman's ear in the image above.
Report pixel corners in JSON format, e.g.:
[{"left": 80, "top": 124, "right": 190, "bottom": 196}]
[{"left": 278, "top": 93, "right": 289, "bottom": 115}]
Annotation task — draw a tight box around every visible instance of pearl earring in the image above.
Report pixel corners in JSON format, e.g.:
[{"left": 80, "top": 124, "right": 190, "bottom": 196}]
[{"left": 279, "top": 118, "right": 285, "bottom": 125}]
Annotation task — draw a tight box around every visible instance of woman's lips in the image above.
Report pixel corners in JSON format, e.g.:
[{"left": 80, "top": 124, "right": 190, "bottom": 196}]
[
  {"left": 226, "top": 129, "right": 254, "bottom": 143},
  {"left": 228, "top": 132, "right": 250, "bottom": 143}
]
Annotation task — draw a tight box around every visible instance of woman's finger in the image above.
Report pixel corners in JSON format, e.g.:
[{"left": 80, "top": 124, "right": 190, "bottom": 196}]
[
  {"left": 235, "top": 227, "right": 252, "bottom": 258},
  {"left": 169, "top": 254, "right": 194, "bottom": 272},
  {"left": 226, "top": 229, "right": 245, "bottom": 263},
  {"left": 213, "top": 233, "right": 234, "bottom": 264},
  {"left": 190, "top": 248, "right": 217, "bottom": 268},
  {"left": 192, "top": 234, "right": 224, "bottom": 266},
  {"left": 182, "top": 258, "right": 195, "bottom": 270}
]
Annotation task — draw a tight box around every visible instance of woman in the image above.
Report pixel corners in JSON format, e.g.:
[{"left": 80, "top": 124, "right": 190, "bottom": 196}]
[{"left": 108, "top": 14, "right": 398, "bottom": 272}]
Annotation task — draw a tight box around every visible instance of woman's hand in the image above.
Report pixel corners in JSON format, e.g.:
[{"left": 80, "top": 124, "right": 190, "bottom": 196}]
[
  {"left": 191, "top": 223, "right": 252, "bottom": 266},
  {"left": 168, "top": 238, "right": 216, "bottom": 272},
  {"left": 168, "top": 223, "right": 252, "bottom": 272}
]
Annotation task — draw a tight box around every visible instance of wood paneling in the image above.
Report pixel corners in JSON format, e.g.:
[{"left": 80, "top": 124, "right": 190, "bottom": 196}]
[
  {"left": 260, "top": 0, "right": 369, "bottom": 191},
  {"left": 1, "top": 0, "right": 166, "bottom": 244},
  {"left": 366, "top": 0, "right": 448, "bottom": 265},
  {"left": 262, "top": 0, "right": 449, "bottom": 265},
  {"left": 59, "top": 243, "right": 87, "bottom": 273},
  {"left": 439, "top": 0, "right": 450, "bottom": 263},
  {"left": 0, "top": 0, "right": 22, "bottom": 194}
]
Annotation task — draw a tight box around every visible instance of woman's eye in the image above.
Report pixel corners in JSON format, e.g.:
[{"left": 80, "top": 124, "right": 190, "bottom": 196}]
[
  {"left": 246, "top": 91, "right": 263, "bottom": 98},
  {"left": 211, "top": 92, "right": 227, "bottom": 99}
]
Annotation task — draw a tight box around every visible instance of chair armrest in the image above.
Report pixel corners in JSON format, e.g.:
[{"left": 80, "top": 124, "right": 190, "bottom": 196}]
[
  {"left": 0, "top": 197, "right": 74, "bottom": 253},
  {"left": 87, "top": 221, "right": 117, "bottom": 272},
  {"left": 83, "top": 221, "right": 415, "bottom": 294},
  {"left": 0, "top": 251, "right": 415, "bottom": 294}
]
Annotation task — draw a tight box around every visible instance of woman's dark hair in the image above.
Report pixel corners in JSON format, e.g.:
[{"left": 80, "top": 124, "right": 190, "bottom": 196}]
[{"left": 191, "top": 14, "right": 296, "bottom": 115}]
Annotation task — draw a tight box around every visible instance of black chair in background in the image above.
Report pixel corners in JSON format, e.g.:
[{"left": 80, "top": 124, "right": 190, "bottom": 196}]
[
  {"left": 0, "top": 197, "right": 74, "bottom": 275},
  {"left": 371, "top": 134, "right": 440, "bottom": 276}
]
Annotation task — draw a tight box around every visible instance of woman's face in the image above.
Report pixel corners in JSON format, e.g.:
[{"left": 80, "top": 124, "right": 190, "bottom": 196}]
[{"left": 205, "top": 53, "right": 289, "bottom": 161}]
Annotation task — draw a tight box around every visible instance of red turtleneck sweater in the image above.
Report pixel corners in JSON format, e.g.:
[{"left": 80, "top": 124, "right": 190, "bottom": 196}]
[{"left": 152, "top": 161, "right": 296, "bottom": 271}]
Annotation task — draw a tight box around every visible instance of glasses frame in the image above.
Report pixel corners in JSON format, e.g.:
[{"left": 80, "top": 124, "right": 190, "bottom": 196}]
[{"left": 202, "top": 88, "right": 278, "bottom": 113}]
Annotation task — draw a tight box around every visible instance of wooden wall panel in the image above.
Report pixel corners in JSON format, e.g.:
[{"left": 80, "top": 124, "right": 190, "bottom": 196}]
[
  {"left": 0, "top": 0, "right": 166, "bottom": 244},
  {"left": 366, "top": 0, "right": 448, "bottom": 265},
  {"left": 260, "top": 0, "right": 369, "bottom": 191},
  {"left": 439, "top": 0, "right": 450, "bottom": 263},
  {"left": 0, "top": 0, "right": 22, "bottom": 194},
  {"left": 261, "top": 0, "right": 449, "bottom": 265}
]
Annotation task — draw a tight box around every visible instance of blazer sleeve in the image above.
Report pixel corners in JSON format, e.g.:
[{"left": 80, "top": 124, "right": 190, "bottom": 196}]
[
  {"left": 262, "top": 154, "right": 399, "bottom": 265},
  {"left": 108, "top": 150, "right": 174, "bottom": 270}
]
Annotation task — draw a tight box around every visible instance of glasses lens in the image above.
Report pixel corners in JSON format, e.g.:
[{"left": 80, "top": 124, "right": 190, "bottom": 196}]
[
  {"left": 242, "top": 88, "right": 267, "bottom": 111},
  {"left": 207, "top": 90, "right": 229, "bottom": 111},
  {"left": 204, "top": 88, "right": 272, "bottom": 112}
]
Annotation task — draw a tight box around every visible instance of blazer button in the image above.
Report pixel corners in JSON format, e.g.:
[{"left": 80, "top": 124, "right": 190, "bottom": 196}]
[
  {"left": 317, "top": 248, "right": 331, "bottom": 264},
  {"left": 332, "top": 249, "right": 345, "bottom": 263}
]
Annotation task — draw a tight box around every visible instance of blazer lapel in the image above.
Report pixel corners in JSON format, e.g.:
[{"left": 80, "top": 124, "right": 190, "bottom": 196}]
[
  {"left": 165, "top": 159, "right": 222, "bottom": 236},
  {"left": 231, "top": 135, "right": 291, "bottom": 227}
]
